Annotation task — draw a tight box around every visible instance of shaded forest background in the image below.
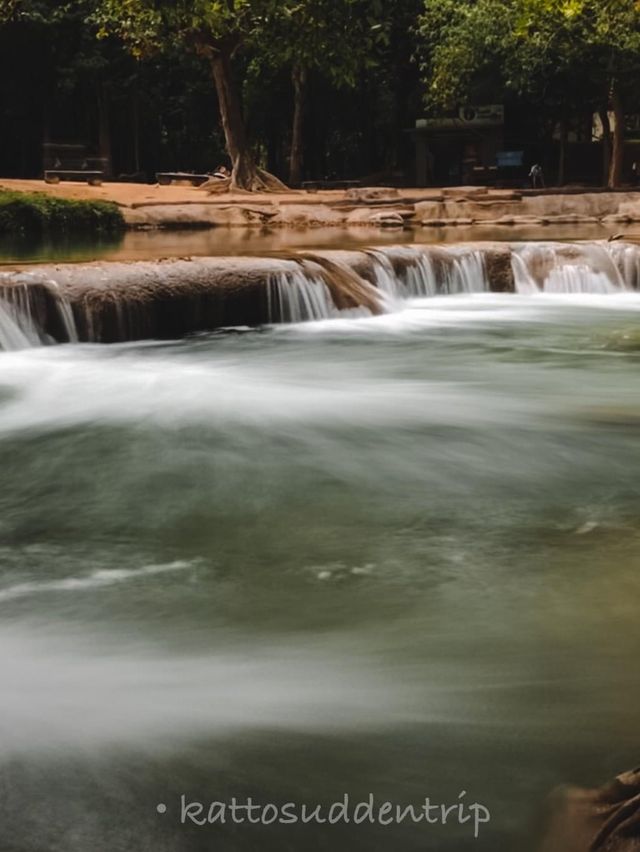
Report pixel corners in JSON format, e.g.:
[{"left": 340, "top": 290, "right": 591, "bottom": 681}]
[
  {"left": 0, "top": 0, "right": 421, "bottom": 184},
  {"left": 1, "top": 0, "right": 639, "bottom": 188}
]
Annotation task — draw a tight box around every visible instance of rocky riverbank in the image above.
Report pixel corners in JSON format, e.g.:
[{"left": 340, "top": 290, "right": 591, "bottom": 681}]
[{"left": 2, "top": 180, "right": 640, "bottom": 232}]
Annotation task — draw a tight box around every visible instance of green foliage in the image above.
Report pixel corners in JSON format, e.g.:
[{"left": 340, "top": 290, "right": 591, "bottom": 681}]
[
  {"left": 1, "top": 0, "right": 96, "bottom": 26},
  {"left": 417, "top": 0, "right": 512, "bottom": 108},
  {"left": 92, "top": 0, "right": 289, "bottom": 56},
  {"left": 92, "top": 0, "right": 390, "bottom": 86},
  {"left": 418, "top": 0, "right": 640, "bottom": 111},
  {"left": 252, "top": 0, "right": 390, "bottom": 88},
  {"left": 0, "top": 191, "right": 125, "bottom": 235}
]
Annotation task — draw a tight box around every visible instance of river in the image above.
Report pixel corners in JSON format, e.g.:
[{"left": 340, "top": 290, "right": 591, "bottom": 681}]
[
  {"left": 0, "top": 221, "right": 617, "bottom": 265},
  {"left": 0, "top": 238, "right": 639, "bottom": 851}
]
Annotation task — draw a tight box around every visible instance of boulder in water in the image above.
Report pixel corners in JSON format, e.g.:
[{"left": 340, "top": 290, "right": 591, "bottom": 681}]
[
  {"left": 484, "top": 247, "right": 516, "bottom": 292},
  {"left": 369, "top": 211, "right": 405, "bottom": 228}
]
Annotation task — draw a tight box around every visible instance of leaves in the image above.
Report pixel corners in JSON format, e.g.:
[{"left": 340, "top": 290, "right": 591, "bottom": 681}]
[{"left": 417, "top": 0, "right": 640, "bottom": 111}]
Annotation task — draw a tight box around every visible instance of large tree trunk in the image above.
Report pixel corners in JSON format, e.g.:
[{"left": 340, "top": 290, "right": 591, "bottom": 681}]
[
  {"left": 209, "top": 46, "right": 287, "bottom": 193},
  {"left": 608, "top": 84, "right": 624, "bottom": 188},
  {"left": 289, "top": 65, "right": 307, "bottom": 186},
  {"left": 599, "top": 107, "right": 611, "bottom": 187}
]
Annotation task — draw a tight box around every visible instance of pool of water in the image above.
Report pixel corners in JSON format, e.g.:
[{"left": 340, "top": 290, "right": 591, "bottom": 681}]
[
  {"left": 0, "top": 291, "right": 639, "bottom": 850},
  {"left": 0, "top": 222, "right": 616, "bottom": 265}
]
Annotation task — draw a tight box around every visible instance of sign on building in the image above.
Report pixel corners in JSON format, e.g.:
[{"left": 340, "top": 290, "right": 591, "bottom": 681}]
[{"left": 416, "top": 105, "right": 504, "bottom": 130}]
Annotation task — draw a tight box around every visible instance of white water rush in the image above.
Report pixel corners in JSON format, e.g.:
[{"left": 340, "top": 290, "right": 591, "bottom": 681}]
[{"left": 0, "top": 240, "right": 638, "bottom": 348}]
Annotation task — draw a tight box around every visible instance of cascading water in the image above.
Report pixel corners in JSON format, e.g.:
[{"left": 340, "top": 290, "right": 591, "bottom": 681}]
[
  {"left": 440, "top": 247, "right": 488, "bottom": 294},
  {"left": 1, "top": 240, "right": 639, "bottom": 347},
  {"left": 367, "top": 247, "right": 439, "bottom": 299},
  {"left": 267, "top": 270, "right": 338, "bottom": 323},
  {"left": 510, "top": 242, "right": 631, "bottom": 294},
  {"left": 0, "top": 288, "right": 43, "bottom": 351},
  {"left": 46, "top": 279, "right": 79, "bottom": 343},
  {"left": 607, "top": 240, "right": 640, "bottom": 290}
]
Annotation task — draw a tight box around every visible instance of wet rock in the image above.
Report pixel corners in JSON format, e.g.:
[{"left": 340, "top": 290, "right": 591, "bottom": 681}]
[
  {"left": 0, "top": 254, "right": 384, "bottom": 343},
  {"left": 124, "top": 203, "right": 277, "bottom": 228},
  {"left": 484, "top": 248, "right": 515, "bottom": 292},
  {"left": 267, "top": 204, "right": 345, "bottom": 227},
  {"left": 369, "top": 211, "right": 405, "bottom": 227},
  {"left": 345, "top": 187, "right": 400, "bottom": 202},
  {"left": 541, "top": 767, "right": 640, "bottom": 852},
  {"left": 296, "top": 252, "right": 382, "bottom": 313},
  {"left": 344, "top": 207, "right": 409, "bottom": 226}
]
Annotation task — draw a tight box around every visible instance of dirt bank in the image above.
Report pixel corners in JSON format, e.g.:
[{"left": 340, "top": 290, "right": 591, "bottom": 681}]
[{"left": 3, "top": 179, "right": 640, "bottom": 232}]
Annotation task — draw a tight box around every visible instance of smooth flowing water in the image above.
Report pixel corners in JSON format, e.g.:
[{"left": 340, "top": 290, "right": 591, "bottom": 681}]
[
  {"left": 0, "top": 222, "right": 615, "bottom": 265},
  {"left": 1, "top": 262, "right": 639, "bottom": 850}
]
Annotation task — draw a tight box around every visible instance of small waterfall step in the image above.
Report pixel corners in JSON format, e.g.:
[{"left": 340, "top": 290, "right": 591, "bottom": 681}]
[{"left": 0, "top": 241, "right": 638, "bottom": 349}]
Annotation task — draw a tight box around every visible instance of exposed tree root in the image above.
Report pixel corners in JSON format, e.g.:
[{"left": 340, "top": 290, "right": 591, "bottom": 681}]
[
  {"left": 199, "top": 167, "right": 288, "bottom": 194},
  {"left": 251, "top": 167, "right": 289, "bottom": 192},
  {"left": 199, "top": 177, "right": 232, "bottom": 193}
]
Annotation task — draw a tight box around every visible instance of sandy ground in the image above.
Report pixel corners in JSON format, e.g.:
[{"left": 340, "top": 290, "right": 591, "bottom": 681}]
[
  {"left": 0, "top": 178, "right": 373, "bottom": 207},
  {"left": 0, "top": 178, "right": 508, "bottom": 208}
]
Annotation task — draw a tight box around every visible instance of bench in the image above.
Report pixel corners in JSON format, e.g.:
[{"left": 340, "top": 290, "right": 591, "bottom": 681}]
[
  {"left": 43, "top": 143, "right": 108, "bottom": 186},
  {"left": 301, "top": 179, "right": 362, "bottom": 191},
  {"left": 156, "top": 172, "right": 211, "bottom": 187},
  {"left": 44, "top": 170, "right": 104, "bottom": 186}
]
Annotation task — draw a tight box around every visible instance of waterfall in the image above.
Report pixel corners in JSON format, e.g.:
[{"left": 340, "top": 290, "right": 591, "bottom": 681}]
[
  {"left": 367, "top": 250, "right": 404, "bottom": 300},
  {"left": 367, "top": 248, "right": 438, "bottom": 299},
  {"left": 404, "top": 255, "right": 438, "bottom": 297},
  {"left": 46, "top": 280, "right": 79, "bottom": 343},
  {"left": 544, "top": 266, "right": 617, "bottom": 294},
  {"left": 267, "top": 270, "right": 337, "bottom": 322},
  {"left": 511, "top": 242, "right": 629, "bottom": 294},
  {"left": 366, "top": 246, "right": 487, "bottom": 298},
  {"left": 608, "top": 241, "right": 640, "bottom": 290},
  {"left": 0, "top": 289, "right": 44, "bottom": 351},
  {"left": 510, "top": 252, "right": 539, "bottom": 294},
  {"left": 1, "top": 240, "right": 639, "bottom": 347},
  {"left": 440, "top": 248, "right": 487, "bottom": 294}
]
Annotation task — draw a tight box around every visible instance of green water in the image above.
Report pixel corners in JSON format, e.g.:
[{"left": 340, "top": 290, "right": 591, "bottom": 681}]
[{"left": 0, "top": 293, "right": 639, "bottom": 851}]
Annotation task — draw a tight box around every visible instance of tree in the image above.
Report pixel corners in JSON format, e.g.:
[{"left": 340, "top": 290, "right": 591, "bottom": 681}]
[
  {"left": 93, "top": 0, "right": 294, "bottom": 191},
  {"left": 253, "top": 0, "right": 389, "bottom": 185},
  {"left": 417, "top": 0, "right": 640, "bottom": 187},
  {"left": 513, "top": 0, "right": 640, "bottom": 186}
]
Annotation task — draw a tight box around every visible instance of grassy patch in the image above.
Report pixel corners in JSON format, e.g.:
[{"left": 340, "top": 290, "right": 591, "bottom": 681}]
[{"left": 0, "top": 190, "right": 124, "bottom": 235}]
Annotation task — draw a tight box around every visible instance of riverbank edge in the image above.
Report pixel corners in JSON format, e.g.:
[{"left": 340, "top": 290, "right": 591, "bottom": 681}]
[{"left": 2, "top": 180, "right": 640, "bottom": 233}]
